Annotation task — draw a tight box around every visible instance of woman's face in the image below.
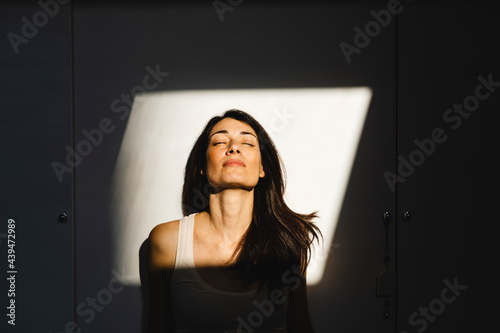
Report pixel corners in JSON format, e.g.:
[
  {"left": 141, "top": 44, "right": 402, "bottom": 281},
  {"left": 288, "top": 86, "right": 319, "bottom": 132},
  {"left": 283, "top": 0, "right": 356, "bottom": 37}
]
[{"left": 205, "top": 117, "right": 265, "bottom": 190}]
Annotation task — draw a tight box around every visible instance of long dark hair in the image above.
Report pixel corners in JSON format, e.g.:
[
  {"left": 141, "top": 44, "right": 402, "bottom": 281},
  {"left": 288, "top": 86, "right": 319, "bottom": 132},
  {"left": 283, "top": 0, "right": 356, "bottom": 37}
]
[{"left": 182, "top": 109, "right": 321, "bottom": 288}]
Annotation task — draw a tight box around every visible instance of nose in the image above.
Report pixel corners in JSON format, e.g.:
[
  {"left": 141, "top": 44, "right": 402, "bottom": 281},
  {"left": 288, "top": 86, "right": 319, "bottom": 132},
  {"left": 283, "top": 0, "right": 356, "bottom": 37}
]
[{"left": 226, "top": 141, "right": 240, "bottom": 154}]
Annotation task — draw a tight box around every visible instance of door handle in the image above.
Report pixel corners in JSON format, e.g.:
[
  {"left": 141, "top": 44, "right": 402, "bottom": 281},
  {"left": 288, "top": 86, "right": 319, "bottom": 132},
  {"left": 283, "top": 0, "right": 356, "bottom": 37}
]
[{"left": 58, "top": 213, "right": 68, "bottom": 223}]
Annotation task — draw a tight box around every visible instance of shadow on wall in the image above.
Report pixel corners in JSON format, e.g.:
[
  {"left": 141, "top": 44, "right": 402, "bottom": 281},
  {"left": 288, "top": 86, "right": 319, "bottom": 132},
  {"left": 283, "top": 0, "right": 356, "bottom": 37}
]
[{"left": 139, "top": 239, "right": 149, "bottom": 333}]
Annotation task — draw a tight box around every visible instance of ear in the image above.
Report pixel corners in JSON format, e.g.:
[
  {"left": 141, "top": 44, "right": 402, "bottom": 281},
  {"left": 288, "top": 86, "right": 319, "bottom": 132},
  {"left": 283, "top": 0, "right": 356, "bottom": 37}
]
[
  {"left": 259, "top": 164, "right": 265, "bottom": 178},
  {"left": 200, "top": 169, "right": 204, "bottom": 176}
]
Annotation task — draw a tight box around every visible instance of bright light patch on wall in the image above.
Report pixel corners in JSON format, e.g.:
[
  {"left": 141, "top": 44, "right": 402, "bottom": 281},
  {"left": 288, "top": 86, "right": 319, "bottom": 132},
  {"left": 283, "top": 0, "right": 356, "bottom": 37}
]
[{"left": 111, "top": 87, "right": 372, "bottom": 286}]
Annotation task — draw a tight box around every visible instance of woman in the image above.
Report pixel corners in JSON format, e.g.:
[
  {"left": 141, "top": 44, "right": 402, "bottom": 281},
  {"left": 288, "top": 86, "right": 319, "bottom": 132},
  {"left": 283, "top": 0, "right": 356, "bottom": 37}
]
[{"left": 147, "top": 109, "right": 321, "bottom": 332}]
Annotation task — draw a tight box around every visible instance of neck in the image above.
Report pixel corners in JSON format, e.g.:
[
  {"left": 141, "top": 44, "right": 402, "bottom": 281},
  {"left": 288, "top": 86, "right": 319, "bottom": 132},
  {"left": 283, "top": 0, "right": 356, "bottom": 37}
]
[{"left": 206, "top": 188, "right": 254, "bottom": 243}]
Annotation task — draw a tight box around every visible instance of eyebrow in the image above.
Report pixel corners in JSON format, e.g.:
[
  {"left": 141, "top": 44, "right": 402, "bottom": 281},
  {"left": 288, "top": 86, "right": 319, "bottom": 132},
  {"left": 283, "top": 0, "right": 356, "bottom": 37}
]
[{"left": 209, "top": 130, "right": 258, "bottom": 140}]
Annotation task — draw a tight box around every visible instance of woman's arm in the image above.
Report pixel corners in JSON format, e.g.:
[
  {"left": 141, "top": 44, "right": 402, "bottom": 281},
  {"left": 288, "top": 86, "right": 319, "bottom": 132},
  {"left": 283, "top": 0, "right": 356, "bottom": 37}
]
[
  {"left": 286, "top": 273, "right": 315, "bottom": 333},
  {"left": 147, "top": 222, "right": 178, "bottom": 333}
]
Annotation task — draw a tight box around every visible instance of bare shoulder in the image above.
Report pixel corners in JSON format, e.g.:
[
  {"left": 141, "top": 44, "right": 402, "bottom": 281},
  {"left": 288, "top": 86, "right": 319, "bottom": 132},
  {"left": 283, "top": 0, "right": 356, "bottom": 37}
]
[
  {"left": 148, "top": 219, "right": 180, "bottom": 270},
  {"left": 149, "top": 219, "right": 180, "bottom": 245}
]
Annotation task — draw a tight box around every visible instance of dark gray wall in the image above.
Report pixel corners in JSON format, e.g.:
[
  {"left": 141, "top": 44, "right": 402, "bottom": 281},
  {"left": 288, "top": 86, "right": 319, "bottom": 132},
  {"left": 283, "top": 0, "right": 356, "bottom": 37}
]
[
  {"left": 1, "top": 2, "right": 74, "bottom": 332},
  {"left": 397, "top": 2, "right": 500, "bottom": 332}
]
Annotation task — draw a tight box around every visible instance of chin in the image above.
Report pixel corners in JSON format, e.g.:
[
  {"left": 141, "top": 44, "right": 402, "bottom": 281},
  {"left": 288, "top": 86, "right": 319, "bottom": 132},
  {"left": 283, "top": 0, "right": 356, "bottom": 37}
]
[
  {"left": 211, "top": 180, "right": 259, "bottom": 191},
  {"left": 208, "top": 174, "right": 260, "bottom": 190},
  {"left": 222, "top": 183, "right": 256, "bottom": 191}
]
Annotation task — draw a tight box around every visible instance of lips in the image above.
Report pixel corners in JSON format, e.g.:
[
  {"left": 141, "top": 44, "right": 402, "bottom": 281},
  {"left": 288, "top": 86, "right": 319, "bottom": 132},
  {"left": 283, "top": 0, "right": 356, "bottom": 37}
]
[{"left": 223, "top": 159, "right": 245, "bottom": 167}]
